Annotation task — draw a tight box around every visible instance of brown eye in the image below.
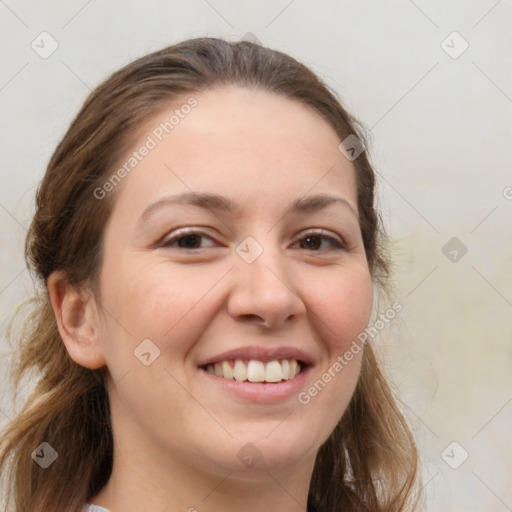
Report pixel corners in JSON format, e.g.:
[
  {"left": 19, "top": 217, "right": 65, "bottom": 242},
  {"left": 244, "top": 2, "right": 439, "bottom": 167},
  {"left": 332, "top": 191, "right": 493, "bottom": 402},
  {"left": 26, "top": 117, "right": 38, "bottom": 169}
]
[
  {"left": 160, "top": 229, "right": 217, "bottom": 249},
  {"left": 295, "top": 232, "right": 345, "bottom": 251},
  {"left": 176, "top": 234, "right": 202, "bottom": 248}
]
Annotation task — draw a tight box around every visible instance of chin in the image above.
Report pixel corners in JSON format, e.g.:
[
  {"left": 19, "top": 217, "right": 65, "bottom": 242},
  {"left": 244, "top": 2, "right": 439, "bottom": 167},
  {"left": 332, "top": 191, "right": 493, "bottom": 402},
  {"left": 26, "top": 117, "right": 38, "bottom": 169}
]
[{"left": 217, "top": 430, "right": 318, "bottom": 474}]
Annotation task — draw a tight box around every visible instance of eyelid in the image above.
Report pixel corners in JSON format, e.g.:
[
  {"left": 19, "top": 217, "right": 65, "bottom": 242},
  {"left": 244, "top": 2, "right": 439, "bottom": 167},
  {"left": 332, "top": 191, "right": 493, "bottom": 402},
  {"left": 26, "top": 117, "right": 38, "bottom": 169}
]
[
  {"left": 159, "top": 227, "right": 219, "bottom": 248},
  {"left": 298, "top": 227, "right": 342, "bottom": 241}
]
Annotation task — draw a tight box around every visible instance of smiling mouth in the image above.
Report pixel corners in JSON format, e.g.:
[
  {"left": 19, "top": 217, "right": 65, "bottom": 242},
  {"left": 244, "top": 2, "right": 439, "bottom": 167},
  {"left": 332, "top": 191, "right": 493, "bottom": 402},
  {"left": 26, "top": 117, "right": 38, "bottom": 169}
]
[{"left": 200, "top": 359, "right": 307, "bottom": 383}]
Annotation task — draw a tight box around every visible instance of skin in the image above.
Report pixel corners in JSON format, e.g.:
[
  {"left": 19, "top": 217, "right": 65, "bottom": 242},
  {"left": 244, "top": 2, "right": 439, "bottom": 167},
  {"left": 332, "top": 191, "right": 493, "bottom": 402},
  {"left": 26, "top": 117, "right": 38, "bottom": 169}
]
[{"left": 49, "top": 85, "right": 373, "bottom": 512}]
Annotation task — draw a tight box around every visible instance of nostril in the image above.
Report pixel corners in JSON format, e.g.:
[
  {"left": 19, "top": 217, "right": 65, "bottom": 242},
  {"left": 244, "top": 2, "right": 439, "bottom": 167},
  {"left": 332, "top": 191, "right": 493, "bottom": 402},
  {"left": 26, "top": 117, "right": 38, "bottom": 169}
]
[{"left": 240, "top": 314, "right": 263, "bottom": 322}]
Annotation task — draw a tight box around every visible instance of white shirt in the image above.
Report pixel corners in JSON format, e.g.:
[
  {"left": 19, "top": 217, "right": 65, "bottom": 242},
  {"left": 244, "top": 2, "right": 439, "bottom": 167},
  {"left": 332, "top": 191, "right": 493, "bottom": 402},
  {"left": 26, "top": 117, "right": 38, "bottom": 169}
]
[
  {"left": 84, "top": 501, "right": 317, "bottom": 511},
  {"left": 83, "top": 505, "right": 111, "bottom": 512}
]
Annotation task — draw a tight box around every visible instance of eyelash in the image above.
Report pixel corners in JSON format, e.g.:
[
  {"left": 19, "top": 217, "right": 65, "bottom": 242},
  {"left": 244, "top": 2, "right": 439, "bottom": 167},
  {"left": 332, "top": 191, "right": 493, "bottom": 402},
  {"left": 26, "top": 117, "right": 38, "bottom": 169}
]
[{"left": 160, "top": 228, "right": 345, "bottom": 252}]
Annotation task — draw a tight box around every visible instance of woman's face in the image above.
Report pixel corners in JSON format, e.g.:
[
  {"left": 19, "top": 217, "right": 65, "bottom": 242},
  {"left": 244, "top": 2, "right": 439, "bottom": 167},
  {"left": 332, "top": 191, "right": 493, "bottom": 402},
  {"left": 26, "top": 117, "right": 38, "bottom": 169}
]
[{"left": 94, "top": 85, "right": 373, "bottom": 477}]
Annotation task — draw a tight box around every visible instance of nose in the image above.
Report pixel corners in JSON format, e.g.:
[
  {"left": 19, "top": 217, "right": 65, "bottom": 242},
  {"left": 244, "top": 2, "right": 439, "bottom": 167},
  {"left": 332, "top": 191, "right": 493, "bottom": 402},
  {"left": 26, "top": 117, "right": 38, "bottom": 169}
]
[{"left": 226, "top": 245, "right": 306, "bottom": 329}]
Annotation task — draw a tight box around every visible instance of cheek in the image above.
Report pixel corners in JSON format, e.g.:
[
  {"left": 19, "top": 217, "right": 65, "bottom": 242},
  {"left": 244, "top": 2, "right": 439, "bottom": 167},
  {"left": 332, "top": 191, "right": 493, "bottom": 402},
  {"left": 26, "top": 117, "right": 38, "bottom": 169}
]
[
  {"left": 104, "top": 260, "right": 226, "bottom": 352},
  {"left": 293, "top": 267, "right": 373, "bottom": 447},
  {"left": 308, "top": 266, "right": 373, "bottom": 352}
]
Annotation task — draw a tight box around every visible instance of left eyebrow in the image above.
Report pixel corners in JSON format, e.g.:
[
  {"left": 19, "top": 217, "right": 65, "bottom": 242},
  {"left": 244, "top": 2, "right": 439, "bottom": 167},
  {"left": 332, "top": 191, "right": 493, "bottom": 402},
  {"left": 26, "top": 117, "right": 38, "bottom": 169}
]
[
  {"left": 138, "top": 192, "right": 358, "bottom": 225},
  {"left": 289, "top": 194, "right": 358, "bottom": 218}
]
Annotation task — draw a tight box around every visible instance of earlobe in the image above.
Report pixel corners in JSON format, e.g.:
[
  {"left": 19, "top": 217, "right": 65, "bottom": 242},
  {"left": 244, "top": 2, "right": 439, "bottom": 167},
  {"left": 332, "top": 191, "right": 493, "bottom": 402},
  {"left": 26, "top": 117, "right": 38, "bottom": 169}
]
[{"left": 47, "top": 271, "right": 107, "bottom": 370}]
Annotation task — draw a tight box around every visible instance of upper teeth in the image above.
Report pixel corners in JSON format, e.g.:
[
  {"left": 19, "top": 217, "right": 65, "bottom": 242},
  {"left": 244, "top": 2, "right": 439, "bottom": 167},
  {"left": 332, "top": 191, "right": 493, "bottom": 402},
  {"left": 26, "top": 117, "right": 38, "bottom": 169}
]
[{"left": 205, "top": 359, "right": 301, "bottom": 382}]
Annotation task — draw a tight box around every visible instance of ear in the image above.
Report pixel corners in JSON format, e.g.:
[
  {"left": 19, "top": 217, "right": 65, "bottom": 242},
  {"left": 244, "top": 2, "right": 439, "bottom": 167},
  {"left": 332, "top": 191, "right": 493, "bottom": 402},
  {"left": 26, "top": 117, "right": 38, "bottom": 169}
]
[{"left": 47, "top": 271, "right": 106, "bottom": 370}]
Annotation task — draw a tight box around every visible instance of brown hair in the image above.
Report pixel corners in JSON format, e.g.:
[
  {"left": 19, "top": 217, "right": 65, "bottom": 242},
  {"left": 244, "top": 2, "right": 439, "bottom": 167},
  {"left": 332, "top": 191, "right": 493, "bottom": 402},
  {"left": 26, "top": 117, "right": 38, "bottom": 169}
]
[{"left": 0, "top": 37, "right": 420, "bottom": 512}]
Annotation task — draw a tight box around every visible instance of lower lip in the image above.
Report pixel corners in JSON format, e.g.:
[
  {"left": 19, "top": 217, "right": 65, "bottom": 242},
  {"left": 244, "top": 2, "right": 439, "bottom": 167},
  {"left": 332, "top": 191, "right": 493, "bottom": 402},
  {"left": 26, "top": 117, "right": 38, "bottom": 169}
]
[{"left": 199, "top": 366, "right": 312, "bottom": 403}]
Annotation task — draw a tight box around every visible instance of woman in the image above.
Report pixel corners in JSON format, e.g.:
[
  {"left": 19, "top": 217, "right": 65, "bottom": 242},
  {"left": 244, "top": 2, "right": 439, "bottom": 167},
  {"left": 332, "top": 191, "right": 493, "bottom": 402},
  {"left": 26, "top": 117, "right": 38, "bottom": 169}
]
[{"left": 0, "top": 37, "right": 420, "bottom": 512}]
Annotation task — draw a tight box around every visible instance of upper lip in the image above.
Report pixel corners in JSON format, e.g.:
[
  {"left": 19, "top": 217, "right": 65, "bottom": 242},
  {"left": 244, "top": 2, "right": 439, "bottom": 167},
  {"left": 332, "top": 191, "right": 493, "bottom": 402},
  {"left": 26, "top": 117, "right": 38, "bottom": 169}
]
[{"left": 198, "top": 346, "right": 315, "bottom": 367}]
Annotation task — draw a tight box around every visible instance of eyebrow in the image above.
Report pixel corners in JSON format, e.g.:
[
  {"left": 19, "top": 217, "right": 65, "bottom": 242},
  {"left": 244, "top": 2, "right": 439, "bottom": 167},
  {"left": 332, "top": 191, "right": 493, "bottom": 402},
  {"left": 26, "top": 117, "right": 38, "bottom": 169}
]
[{"left": 138, "top": 191, "right": 358, "bottom": 224}]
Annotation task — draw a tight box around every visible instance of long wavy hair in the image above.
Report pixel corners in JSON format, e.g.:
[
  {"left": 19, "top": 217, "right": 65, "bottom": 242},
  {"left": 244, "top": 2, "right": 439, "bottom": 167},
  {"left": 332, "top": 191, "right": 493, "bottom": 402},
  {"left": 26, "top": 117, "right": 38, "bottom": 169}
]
[{"left": 0, "top": 37, "right": 420, "bottom": 512}]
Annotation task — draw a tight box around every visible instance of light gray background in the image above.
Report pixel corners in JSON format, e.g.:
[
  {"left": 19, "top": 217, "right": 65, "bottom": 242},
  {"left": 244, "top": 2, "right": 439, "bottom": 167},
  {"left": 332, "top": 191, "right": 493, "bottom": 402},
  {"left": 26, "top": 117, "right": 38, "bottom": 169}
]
[{"left": 1, "top": 1, "right": 511, "bottom": 511}]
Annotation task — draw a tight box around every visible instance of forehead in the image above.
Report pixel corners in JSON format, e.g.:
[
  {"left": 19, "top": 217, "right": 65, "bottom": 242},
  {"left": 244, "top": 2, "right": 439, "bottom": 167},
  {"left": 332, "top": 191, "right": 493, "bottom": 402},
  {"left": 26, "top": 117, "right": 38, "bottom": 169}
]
[
  {"left": 109, "top": 85, "right": 357, "bottom": 214},
  {"left": 169, "top": 85, "right": 342, "bottom": 159}
]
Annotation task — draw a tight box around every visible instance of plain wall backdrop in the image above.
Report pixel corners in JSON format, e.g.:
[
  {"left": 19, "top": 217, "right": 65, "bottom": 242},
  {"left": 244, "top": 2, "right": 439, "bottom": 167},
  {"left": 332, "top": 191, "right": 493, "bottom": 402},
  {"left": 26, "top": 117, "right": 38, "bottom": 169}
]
[{"left": 1, "top": 1, "right": 511, "bottom": 510}]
